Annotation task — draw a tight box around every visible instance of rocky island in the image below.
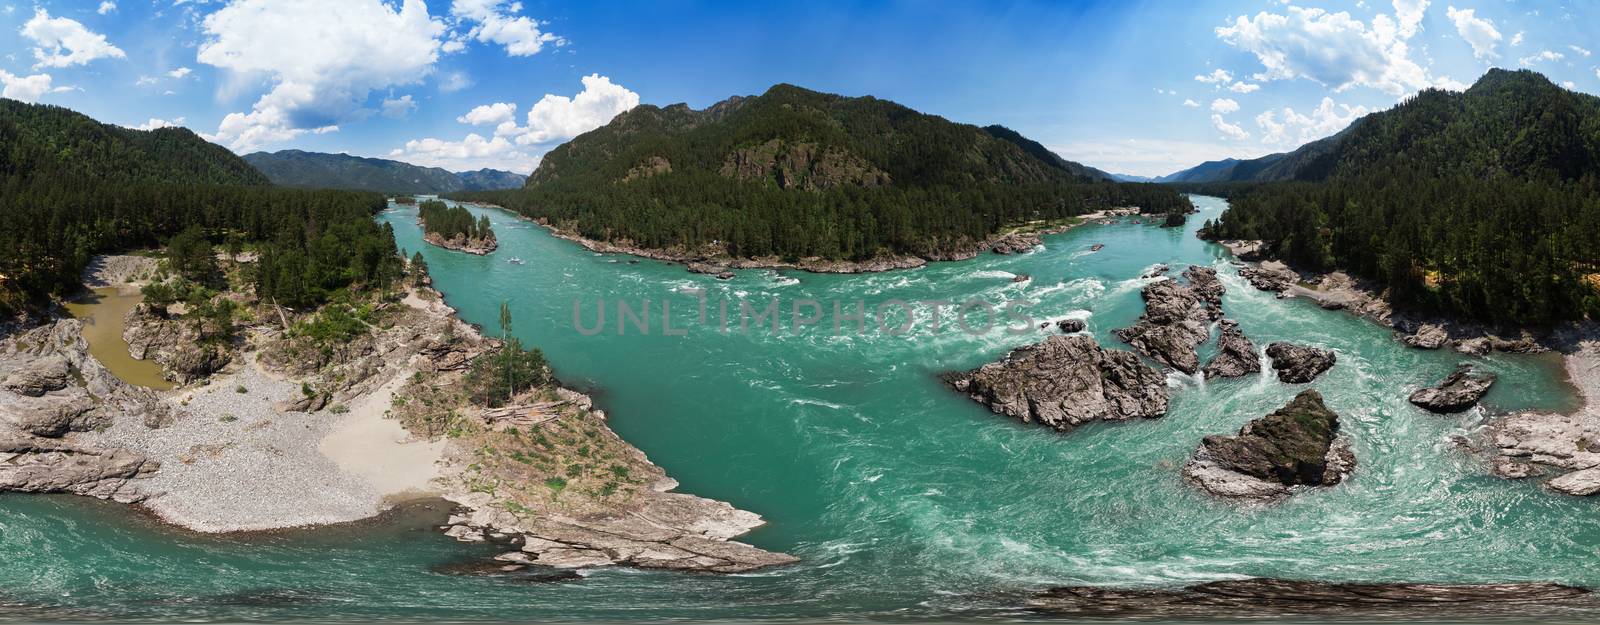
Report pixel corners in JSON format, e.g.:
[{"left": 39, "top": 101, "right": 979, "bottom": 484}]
[
  {"left": 1182, "top": 390, "right": 1356, "bottom": 502},
  {"left": 420, "top": 199, "right": 498, "bottom": 255},
  {"left": 945, "top": 334, "right": 1169, "bottom": 430}
]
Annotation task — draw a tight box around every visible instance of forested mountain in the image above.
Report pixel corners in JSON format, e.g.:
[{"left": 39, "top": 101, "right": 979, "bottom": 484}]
[
  {"left": 456, "top": 168, "right": 527, "bottom": 191},
  {"left": 454, "top": 84, "right": 1190, "bottom": 262},
  {"left": 1202, "top": 69, "right": 1600, "bottom": 323},
  {"left": 243, "top": 150, "right": 525, "bottom": 193},
  {"left": 0, "top": 98, "right": 402, "bottom": 313},
  {"left": 979, "top": 125, "right": 1115, "bottom": 181}
]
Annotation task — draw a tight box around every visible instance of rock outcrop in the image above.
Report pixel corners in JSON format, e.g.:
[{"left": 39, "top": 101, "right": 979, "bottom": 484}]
[
  {"left": 0, "top": 319, "right": 167, "bottom": 502},
  {"left": 946, "top": 334, "right": 1169, "bottom": 430},
  {"left": 1202, "top": 320, "right": 1260, "bottom": 379},
  {"left": 1487, "top": 411, "right": 1600, "bottom": 495},
  {"left": 1112, "top": 266, "right": 1224, "bottom": 374},
  {"left": 1056, "top": 319, "right": 1086, "bottom": 333},
  {"left": 990, "top": 233, "right": 1042, "bottom": 255},
  {"left": 1182, "top": 390, "right": 1354, "bottom": 501},
  {"left": 423, "top": 231, "right": 497, "bottom": 255},
  {"left": 1265, "top": 342, "right": 1336, "bottom": 383},
  {"left": 123, "top": 304, "right": 230, "bottom": 384},
  {"left": 1409, "top": 365, "right": 1496, "bottom": 413},
  {"left": 1401, "top": 324, "right": 1450, "bottom": 349},
  {"left": 1239, "top": 265, "right": 1296, "bottom": 293},
  {"left": 1030, "top": 579, "right": 1592, "bottom": 618}
]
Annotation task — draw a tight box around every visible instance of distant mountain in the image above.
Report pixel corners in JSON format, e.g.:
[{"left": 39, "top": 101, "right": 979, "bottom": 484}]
[
  {"left": 459, "top": 83, "right": 1189, "bottom": 264},
  {"left": 1110, "top": 173, "right": 1158, "bottom": 183},
  {"left": 243, "top": 150, "right": 525, "bottom": 194},
  {"left": 1157, "top": 131, "right": 1349, "bottom": 183},
  {"left": 457, "top": 168, "right": 526, "bottom": 191}
]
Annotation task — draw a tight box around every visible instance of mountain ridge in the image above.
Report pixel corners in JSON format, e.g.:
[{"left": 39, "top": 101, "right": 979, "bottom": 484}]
[{"left": 244, "top": 150, "right": 526, "bottom": 194}]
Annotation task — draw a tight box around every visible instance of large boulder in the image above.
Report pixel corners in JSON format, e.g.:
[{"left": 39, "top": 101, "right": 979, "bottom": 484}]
[
  {"left": 1203, "top": 320, "right": 1260, "bottom": 379},
  {"left": 1265, "top": 342, "right": 1336, "bottom": 383},
  {"left": 1401, "top": 324, "right": 1449, "bottom": 350},
  {"left": 1113, "top": 267, "right": 1224, "bottom": 374},
  {"left": 1182, "top": 390, "right": 1355, "bottom": 501},
  {"left": 2, "top": 353, "right": 71, "bottom": 396},
  {"left": 1408, "top": 365, "right": 1496, "bottom": 413},
  {"left": 1056, "top": 318, "right": 1086, "bottom": 333},
  {"left": 947, "top": 334, "right": 1169, "bottom": 430}
]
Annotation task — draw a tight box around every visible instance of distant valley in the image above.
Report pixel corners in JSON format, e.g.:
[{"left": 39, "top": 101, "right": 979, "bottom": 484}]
[{"left": 243, "top": 149, "right": 526, "bottom": 194}]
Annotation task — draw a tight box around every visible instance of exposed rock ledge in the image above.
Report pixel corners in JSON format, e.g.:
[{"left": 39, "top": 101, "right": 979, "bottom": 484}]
[
  {"left": 1112, "top": 266, "right": 1224, "bottom": 374},
  {"left": 1265, "top": 342, "right": 1336, "bottom": 383},
  {"left": 1481, "top": 323, "right": 1600, "bottom": 495},
  {"left": 945, "top": 334, "right": 1168, "bottom": 430},
  {"left": 1182, "top": 390, "right": 1354, "bottom": 502},
  {"left": 424, "top": 231, "right": 498, "bottom": 255},
  {"left": 1030, "top": 579, "right": 1591, "bottom": 618}
]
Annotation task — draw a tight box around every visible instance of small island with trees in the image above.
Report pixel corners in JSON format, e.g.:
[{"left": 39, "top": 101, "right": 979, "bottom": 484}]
[{"left": 418, "top": 199, "right": 497, "bottom": 255}]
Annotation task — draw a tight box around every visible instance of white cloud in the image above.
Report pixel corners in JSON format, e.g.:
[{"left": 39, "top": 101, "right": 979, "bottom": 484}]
[
  {"left": 382, "top": 94, "right": 417, "bottom": 119},
  {"left": 1195, "top": 69, "right": 1233, "bottom": 84},
  {"left": 1562, "top": 80, "right": 1577, "bottom": 90},
  {"left": 450, "top": 0, "right": 562, "bottom": 57},
  {"left": 1510, "top": 31, "right": 1524, "bottom": 46},
  {"left": 458, "top": 101, "right": 517, "bottom": 125},
  {"left": 1256, "top": 97, "right": 1371, "bottom": 147},
  {"left": 1216, "top": 5, "right": 1438, "bottom": 95},
  {"left": 168, "top": 66, "right": 192, "bottom": 79},
  {"left": 1519, "top": 50, "right": 1564, "bottom": 66},
  {"left": 133, "top": 117, "right": 186, "bottom": 131},
  {"left": 1571, "top": 45, "right": 1592, "bottom": 58},
  {"left": 1596, "top": 68, "right": 1600, "bottom": 81},
  {"left": 1211, "top": 114, "right": 1250, "bottom": 141},
  {"left": 1393, "top": 0, "right": 1429, "bottom": 39},
  {"left": 135, "top": 75, "right": 158, "bottom": 86},
  {"left": 196, "top": 0, "right": 446, "bottom": 151},
  {"left": 1182, "top": 98, "right": 1200, "bottom": 108},
  {"left": 97, "top": 1, "right": 116, "bottom": 15},
  {"left": 439, "top": 71, "right": 472, "bottom": 92},
  {"left": 1445, "top": 6, "right": 1501, "bottom": 61},
  {"left": 1210, "top": 98, "right": 1240, "bottom": 113},
  {"left": 22, "top": 9, "right": 126, "bottom": 68},
  {"left": 392, "top": 74, "right": 638, "bottom": 173},
  {"left": 0, "top": 69, "right": 54, "bottom": 102},
  {"left": 1228, "top": 81, "right": 1261, "bottom": 93}
]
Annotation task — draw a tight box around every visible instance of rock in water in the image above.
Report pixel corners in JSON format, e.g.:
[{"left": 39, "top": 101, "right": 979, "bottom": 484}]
[
  {"left": 1265, "top": 342, "right": 1336, "bottom": 383},
  {"left": 1182, "top": 390, "right": 1355, "bottom": 501},
  {"left": 1112, "top": 266, "right": 1225, "bottom": 374},
  {"left": 990, "top": 233, "right": 1042, "bottom": 254},
  {"left": 1409, "top": 365, "right": 1496, "bottom": 413},
  {"left": 1401, "top": 324, "right": 1449, "bottom": 349},
  {"left": 946, "top": 335, "right": 1168, "bottom": 430},
  {"left": 1056, "top": 318, "right": 1086, "bottom": 333},
  {"left": 1202, "top": 320, "right": 1260, "bottom": 379}
]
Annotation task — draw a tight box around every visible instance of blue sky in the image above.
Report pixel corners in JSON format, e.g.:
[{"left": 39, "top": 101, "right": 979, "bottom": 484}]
[{"left": 1, "top": 0, "right": 1596, "bottom": 176}]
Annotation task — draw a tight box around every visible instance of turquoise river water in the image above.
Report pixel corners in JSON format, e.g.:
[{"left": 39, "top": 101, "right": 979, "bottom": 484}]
[{"left": 0, "top": 196, "right": 1595, "bottom": 623}]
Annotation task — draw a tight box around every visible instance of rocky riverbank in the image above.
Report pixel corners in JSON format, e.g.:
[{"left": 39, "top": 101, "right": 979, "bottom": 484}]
[
  {"left": 0, "top": 254, "right": 794, "bottom": 572},
  {"left": 506, "top": 205, "right": 1149, "bottom": 275}
]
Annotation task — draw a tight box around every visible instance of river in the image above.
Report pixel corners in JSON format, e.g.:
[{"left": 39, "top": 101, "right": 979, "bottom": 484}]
[{"left": 0, "top": 195, "right": 1594, "bottom": 622}]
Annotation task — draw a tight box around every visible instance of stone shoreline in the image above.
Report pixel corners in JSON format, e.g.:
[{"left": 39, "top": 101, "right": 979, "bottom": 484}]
[
  {"left": 468, "top": 201, "right": 1146, "bottom": 275},
  {"left": 0, "top": 255, "right": 795, "bottom": 573}
]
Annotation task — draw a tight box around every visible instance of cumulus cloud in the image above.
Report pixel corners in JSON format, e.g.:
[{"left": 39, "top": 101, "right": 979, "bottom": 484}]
[
  {"left": 133, "top": 117, "right": 186, "bottom": 131},
  {"left": 450, "top": 0, "right": 563, "bottom": 57},
  {"left": 1562, "top": 80, "right": 1577, "bottom": 90},
  {"left": 1211, "top": 114, "right": 1250, "bottom": 141},
  {"left": 97, "top": 1, "right": 116, "bottom": 15},
  {"left": 1510, "top": 31, "right": 1524, "bottom": 46},
  {"left": 1215, "top": 5, "right": 1438, "bottom": 95},
  {"left": 1182, "top": 99, "right": 1200, "bottom": 108},
  {"left": 439, "top": 71, "right": 473, "bottom": 92},
  {"left": 168, "top": 67, "right": 192, "bottom": 79},
  {"left": 1228, "top": 81, "right": 1261, "bottom": 93},
  {"left": 1445, "top": 6, "right": 1501, "bottom": 60},
  {"left": 1210, "top": 98, "right": 1240, "bottom": 113},
  {"left": 381, "top": 94, "right": 417, "bottom": 119},
  {"left": 0, "top": 69, "right": 55, "bottom": 102},
  {"left": 391, "top": 74, "right": 639, "bottom": 173},
  {"left": 1571, "top": 45, "right": 1592, "bottom": 58},
  {"left": 1195, "top": 69, "right": 1233, "bottom": 84},
  {"left": 197, "top": 0, "right": 446, "bottom": 151},
  {"left": 1519, "top": 50, "right": 1564, "bottom": 66},
  {"left": 458, "top": 101, "right": 517, "bottom": 125},
  {"left": 22, "top": 9, "right": 126, "bottom": 68},
  {"left": 1393, "top": 0, "right": 1429, "bottom": 39},
  {"left": 1255, "top": 97, "right": 1371, "bottom": 147}
]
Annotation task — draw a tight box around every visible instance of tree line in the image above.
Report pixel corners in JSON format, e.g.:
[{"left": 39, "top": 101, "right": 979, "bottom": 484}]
[{"left": 419, "top": 199, "right": 494, "bottom": 242}]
